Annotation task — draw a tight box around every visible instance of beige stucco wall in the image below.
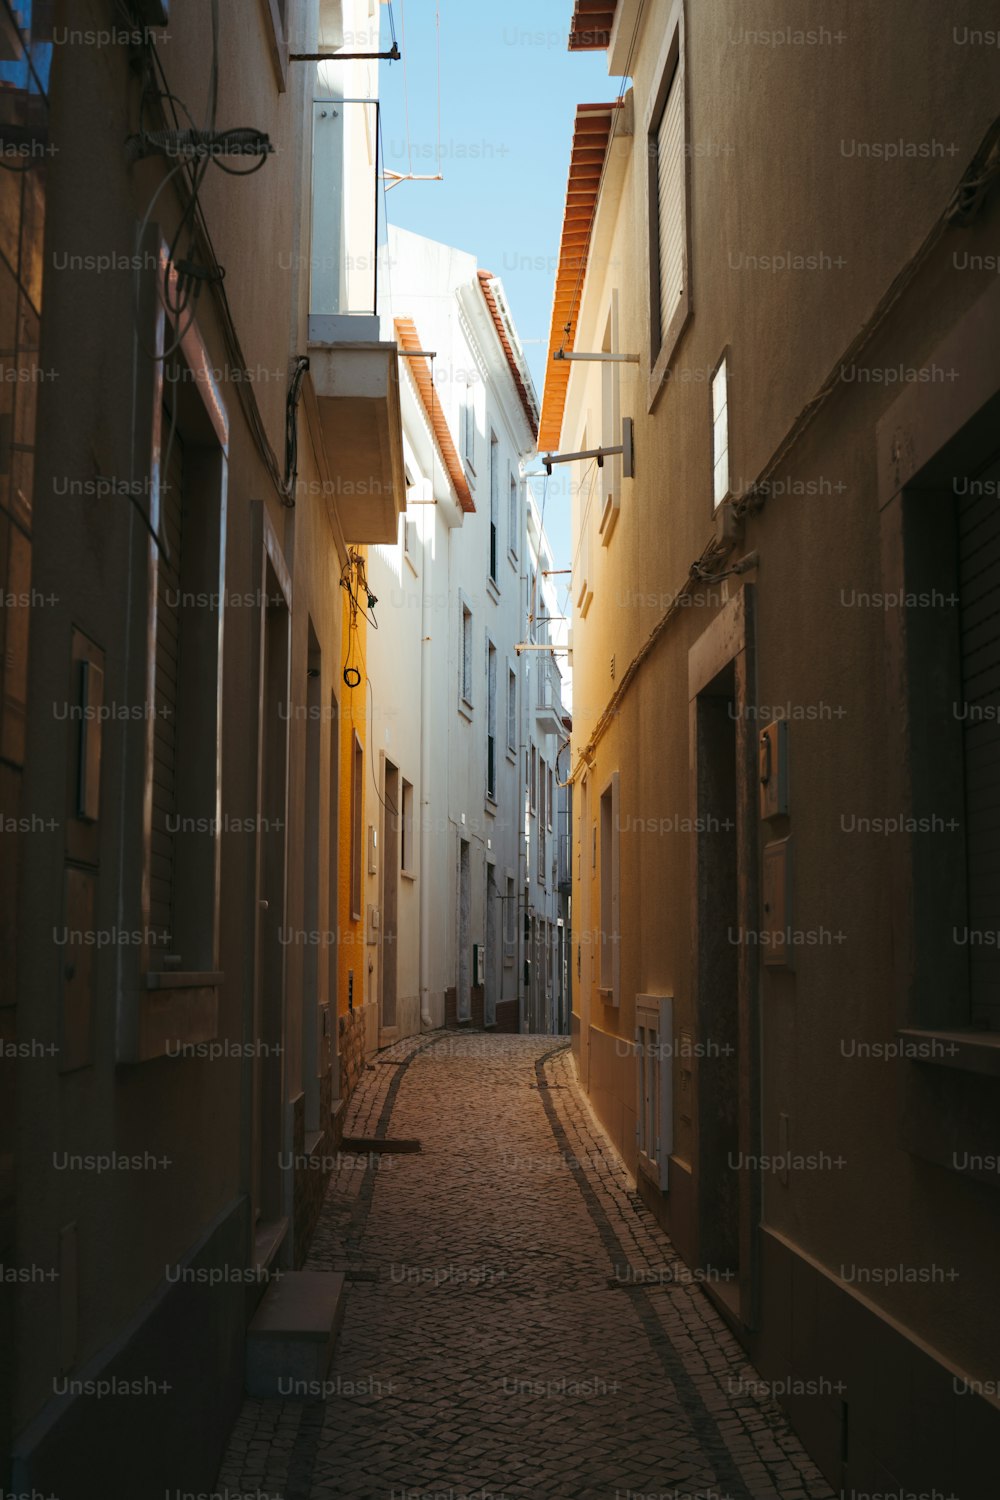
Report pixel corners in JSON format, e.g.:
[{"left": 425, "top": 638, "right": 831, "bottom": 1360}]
[{"left": 564, "top": 0, "right": 1000, "bottom": 1411}]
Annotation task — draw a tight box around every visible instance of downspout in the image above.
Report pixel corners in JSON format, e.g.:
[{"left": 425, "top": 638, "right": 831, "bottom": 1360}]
[{"left": 419, "top": 511, "right": 434, "bottom": 1030}]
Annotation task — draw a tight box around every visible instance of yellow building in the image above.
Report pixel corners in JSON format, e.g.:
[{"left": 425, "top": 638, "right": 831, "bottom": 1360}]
[{"left": 545, "top": 0, "right": 1000, "bottom": 1492}]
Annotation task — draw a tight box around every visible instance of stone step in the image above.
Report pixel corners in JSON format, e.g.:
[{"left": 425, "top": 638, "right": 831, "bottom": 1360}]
[{"left": 245, "top": 1270, "right": 346, "bottom": 1399}]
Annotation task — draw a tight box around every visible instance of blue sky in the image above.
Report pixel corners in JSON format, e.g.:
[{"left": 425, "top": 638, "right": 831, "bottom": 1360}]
[{"left": 377, "top": 1, "right": 615, "bottom": 568}]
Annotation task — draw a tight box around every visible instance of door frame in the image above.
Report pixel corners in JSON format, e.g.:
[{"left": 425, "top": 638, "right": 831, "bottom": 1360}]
[
  {"left": 688, "top": 584, "right": 760, "bottom": 1328},
  {"left": 249, "top": 503, "right": 292, "bottom": 1254}
]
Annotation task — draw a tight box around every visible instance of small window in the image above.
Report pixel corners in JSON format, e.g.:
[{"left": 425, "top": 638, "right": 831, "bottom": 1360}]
[
  {"left": 403, "top": 515, "right": 418, "bottom": 570},
  {"left": 636, "top": 995, "right": 673, "bottom": 1190},
  {"left": 507, "top": 665, "right": 517, "bottom": 754},
  {"left": 650, "top": 47, "right": 686, "bottom": 361},
  {"left": 538, "top": 767, "right": 547, "bottom": 882},
  {"left": 401, "top": 777, "right": 414, "bottom": 875},
  {"left": 489, "top": 433, "right": 499, "bottom": 584},
  {"left": 599, "top": 772, "right": 621, "bottom": 1004},
  {"left": 508, "top": 471, "right": 519, "bottom": 562},
  {"left": 712, "top": 355, "right": 730, "bottom": 510},
  {"left": 463, "top": 381, "right": 476, "bottom": 474},
  {"left": 460, "top": 599, "right": 473, "bottom": 709},
  {"left": 505, "top": 875, "right": 516, "bottom": 962},
  {"left": 263, "top": 0, "right": 291, "bottom": 89},
  {"left": 600, "top": 293, "right": 622, "bottom": 544},
  {"left": 487, "top": 641, "right": 497, "bottom": 801},
  {"left": 350, "top": 731, "right": 363, "bottom": 920},
  {"left": 530, "top": 745, "right": 537, "bottom": 814}
]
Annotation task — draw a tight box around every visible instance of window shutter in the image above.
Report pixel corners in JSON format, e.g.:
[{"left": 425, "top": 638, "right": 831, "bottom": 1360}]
[
  {"left": 150, "top": 413, "right": 184, "bottom": 952},
  {"left": 656, "top": 66, "right": 685, "bottom": 346},
  {"left": 958, "top": 472, "right": 1000, "bottom": 1029}
]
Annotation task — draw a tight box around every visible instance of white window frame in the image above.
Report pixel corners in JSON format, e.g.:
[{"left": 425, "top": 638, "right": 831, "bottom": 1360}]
[
  {"left": 458, "top": 592, "right": 474, "bottom": 715},
  {"left": 508, "top": 469, "right": 519, "bottom": 565},
  {"left": 636, "top": 994, "right": 673, "bottom": 1190},
  {"left": 645, "top": 8, "right": 690, "bottom": 406},
  {"left": 463, "top": 380, "right": 477, "bottom": 475},
  {"left": 506, "top": 662, "right": 517, "bottom": 759},
  {"left": 712, "top": 351, "right": 731, "bottom": 511},
  {"left": 486, "top": 636, "right": 498, "bottom": 804},
  {"left": 599, "top": 770, "right": 621, "bottom": 1006},
  {"left": 600, "top": 291, "right": 622, "bottom": 545},
  {"left": 489, "top": 431, "right": 500, "bottom": 585},
  {"left": 401, "top": 776, "right": 415, "bottom": 878}
]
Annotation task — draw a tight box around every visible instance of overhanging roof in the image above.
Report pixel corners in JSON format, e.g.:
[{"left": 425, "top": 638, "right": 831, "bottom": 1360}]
[
  {"left": 395, "top": 316, "right": 474, "bottom": 513},
  {"left": 569, "top": 0, "right": 618, "bottom": 50},
  {"left": 538, "top": 100, "right": 623, "bottom": 452},
  {"left": 477, "top": 271, "right": 540, "bottom": 440}
]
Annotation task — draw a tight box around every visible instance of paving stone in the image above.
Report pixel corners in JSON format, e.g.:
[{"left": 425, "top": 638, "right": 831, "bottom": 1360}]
[{"left": 215, "top": 1032, "right": 835, "bottom": 1500}]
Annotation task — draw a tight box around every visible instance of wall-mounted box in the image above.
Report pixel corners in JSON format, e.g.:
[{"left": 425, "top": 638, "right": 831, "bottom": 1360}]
[
  {"left": 758, "top": 719, "right": 789, "bottom": 820},
  {"left": 366, "top": 904, "right": 380, "bottom": 945},
  {"left": 762, "top": 836, "right": 793, "bottom": 968}
]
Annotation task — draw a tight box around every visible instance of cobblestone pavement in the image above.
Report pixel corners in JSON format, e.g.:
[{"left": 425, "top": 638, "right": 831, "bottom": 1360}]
[{"left": 218, "top": 1032, "right": 835, "bottom": 1500}]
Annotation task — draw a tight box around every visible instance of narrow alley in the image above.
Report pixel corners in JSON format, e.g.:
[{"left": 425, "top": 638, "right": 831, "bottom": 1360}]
[
  {"left": 4, "top": 1, "right": 1000, "bottom": 1494},
  {"left": 218, "top": 1034, "right": 833, "bottom": 1500}
]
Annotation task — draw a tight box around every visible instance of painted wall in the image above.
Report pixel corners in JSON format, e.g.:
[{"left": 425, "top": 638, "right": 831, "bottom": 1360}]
[{"left": 558, "top": 0, "right": 1000, "bottom": 1488}]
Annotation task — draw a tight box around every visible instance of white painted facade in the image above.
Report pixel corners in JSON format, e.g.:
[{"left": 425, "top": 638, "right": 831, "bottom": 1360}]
[{"left": 365, "top": 226, "right": 569, "bottom": 1037}]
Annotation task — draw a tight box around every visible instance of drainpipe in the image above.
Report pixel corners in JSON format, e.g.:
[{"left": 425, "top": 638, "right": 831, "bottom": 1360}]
[{"left": 419, "top": 506, "right": 434, "bottom": 1030}]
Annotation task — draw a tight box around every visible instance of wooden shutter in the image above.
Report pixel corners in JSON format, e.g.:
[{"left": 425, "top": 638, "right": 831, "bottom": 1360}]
[
  {"left": 656, "top": 64, "right": 685, "bottom": 346},
  {"left": 150, "top": 411, "right": 184, "bottom": 952},
  {"left": 958, "top": 460, "right": 1000, "bottom": 1029}
]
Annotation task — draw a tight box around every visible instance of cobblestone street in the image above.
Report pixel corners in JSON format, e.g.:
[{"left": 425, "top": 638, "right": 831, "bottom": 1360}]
[{"left": 218, "top": 1034, "right": 834, "bottom": 1500}]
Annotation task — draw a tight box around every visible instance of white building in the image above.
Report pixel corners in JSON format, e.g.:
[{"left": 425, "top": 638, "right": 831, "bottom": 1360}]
[
  {"left": 364, "top": 226, "right": 568, "bottom": 1039},
  {"left": 522, "top": 493, "right": 572, "bottom": 1034}
]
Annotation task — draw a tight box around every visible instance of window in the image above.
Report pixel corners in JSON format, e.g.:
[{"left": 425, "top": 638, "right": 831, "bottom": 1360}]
[
  {"left": 486, "top": 641, "right": 497, "bottom": 801},
  {"left": 575, "top": 431, "right": 595, "bottom": 618},
  {"left": 712, "top": 354, "right": 730, "bottom": 509},
  {"left": 538, "top": 765, "right": 546, "bottom": 882},
  {"left": 489, "top": 432, "right": 499, "bottom": 583},
  {"left": 599, "top": 772, "right": 621, "bottom": 1005},
  {"left": 505, "top": 875, "right": 516, "bottom": 963},
  {"left": 401, "top": 777, "right": 415, "bottom": 875},
  {"left": 548, "top": 766, "right": 554, "bottom": 831},
  {"left": 459, "top": 597, "right": 473, "bottom": 709},
  {"left": 646, "top": 21, "right": 689, "bottom": 389},
  {"left": 350, "top": 731, "right": 363, "bottom": 919},
  {"left": 463, "top": 381, "right": 476, "bottom": 473},
  {"left": 403, "top": 515, "right": 418, "bottom": 571},
  {"left": 508, "top": 471, "right": 519, "bottom": 561},
  {"left": 147, "top": 380, "right": 227, "bottom": 979},
  {"left": 263, "top": 0, "right": 291, "bottom": 87},
  {"left": 530, "top": 745, "right": 537, "bottom": 814},
  {"left": 507, "top": 665, "right": 517, "bottom": 755},
  {"left": 600, "top": 293, "right": 622, "bottom": 544},
  {"left": 636, "top": 995, "right": 673, "bottom": 1189}
]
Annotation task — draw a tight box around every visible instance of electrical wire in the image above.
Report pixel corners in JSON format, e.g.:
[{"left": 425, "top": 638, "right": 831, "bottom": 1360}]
[{"left": 399, "top": 0, "right": 413, "bottom": 179}]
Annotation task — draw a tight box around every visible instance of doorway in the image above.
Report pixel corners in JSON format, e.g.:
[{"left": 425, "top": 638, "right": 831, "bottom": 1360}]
[
  {"left": 457, "top": 839, "right": 471, "bottom": 1021},
  {"left": 253, "top": 543, "right": 291, "bottom": 1241},
  {"left": 381, "top": 758, "right": 399, "bottom": 1038},
  {"left": 694, "top": 663, "right": 740, "bottom": 1286},
  {"left": 486, "top": 864, "right": 499, "bottom": 1026}
]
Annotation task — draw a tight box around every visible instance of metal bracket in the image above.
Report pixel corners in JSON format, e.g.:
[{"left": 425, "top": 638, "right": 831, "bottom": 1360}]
[{"left": 539, "top": 418, "right": 634, "bottom": 479}]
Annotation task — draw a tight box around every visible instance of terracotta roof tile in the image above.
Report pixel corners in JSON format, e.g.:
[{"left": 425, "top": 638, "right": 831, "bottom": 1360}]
[
  {"left": 539, "top": 101, "right": 622, "bottom": 451},
  {"left": 395, "top": 317, "right": 474, "bottom": 513},
  {"left": 568, "top": 0, "right": 617, "bottom": 50},
  {"left": 476, "top": 272, "right": 539, "bottom": 440}
]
